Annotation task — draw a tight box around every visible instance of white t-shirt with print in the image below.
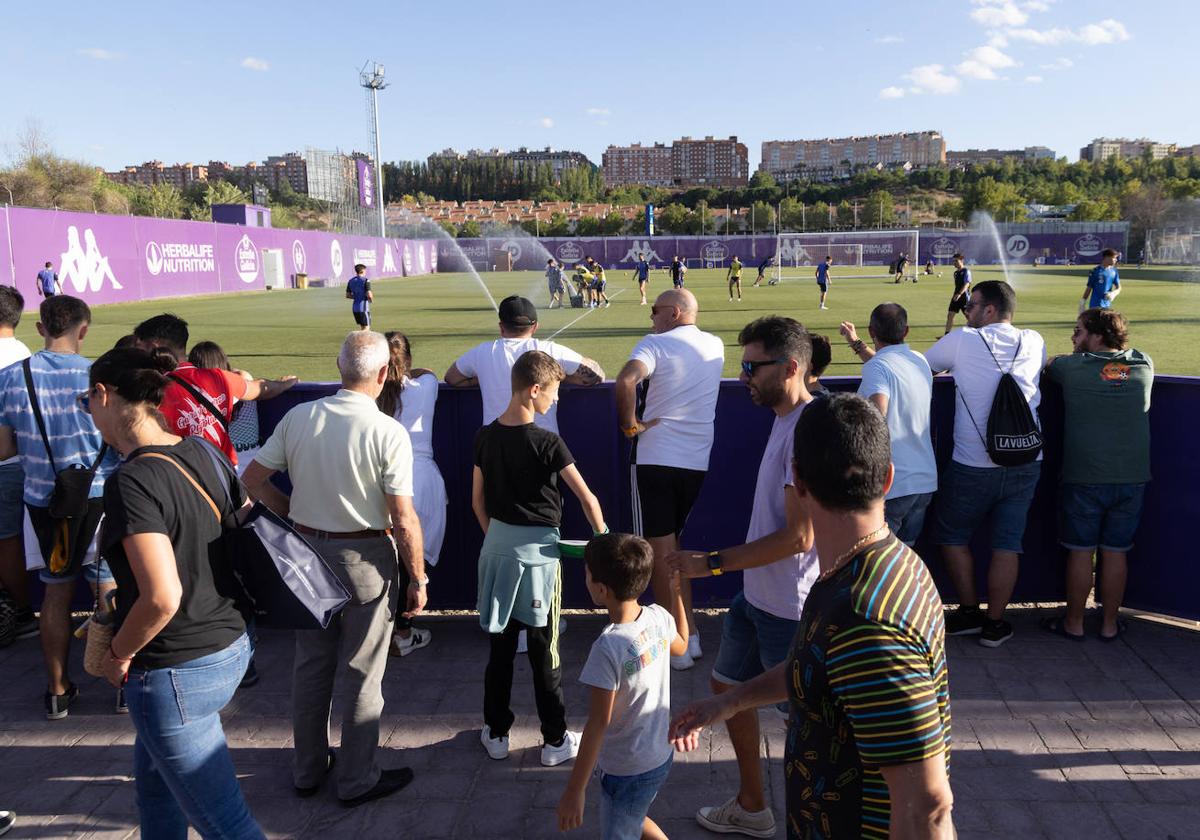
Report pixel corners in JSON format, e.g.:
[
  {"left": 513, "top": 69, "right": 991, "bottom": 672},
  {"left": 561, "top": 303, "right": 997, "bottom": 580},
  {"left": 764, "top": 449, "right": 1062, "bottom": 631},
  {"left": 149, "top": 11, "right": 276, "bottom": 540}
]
[
  {"left": 743, "top": 402, "right": 819, "bottom": 621},
  {"left": 453, "top": 337, "right": 583, "bottom": 434},
  {"left": 0, "top": 337, "right": 32, "bottom": 467},
  {"left": 923, "top": 323, "right": 1047, "bottom": 469},
  {"left": 578, "top": 603, "right": 676, "bottom": 777},
  {"left": 629, "top": 324, "right": 725, "bottom": 471}
]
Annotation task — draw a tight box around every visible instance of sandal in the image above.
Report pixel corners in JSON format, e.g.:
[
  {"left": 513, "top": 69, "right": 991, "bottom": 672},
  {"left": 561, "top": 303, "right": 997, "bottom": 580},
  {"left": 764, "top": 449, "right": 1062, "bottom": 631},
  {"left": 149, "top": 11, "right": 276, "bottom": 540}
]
[
  {"left": 1040, "top": 616, "right": 1085, "bottom": 642},
  {"left": 1098, "top": 619, "right": 1128, "bottom": 642}
]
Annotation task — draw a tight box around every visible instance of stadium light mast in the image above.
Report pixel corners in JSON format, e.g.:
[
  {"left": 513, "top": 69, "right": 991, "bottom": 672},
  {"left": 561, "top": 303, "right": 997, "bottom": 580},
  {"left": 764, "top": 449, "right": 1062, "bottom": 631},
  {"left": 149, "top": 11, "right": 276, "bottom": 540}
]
[{"left": 360, "top": 61, "right": 388, "bottom": 238}]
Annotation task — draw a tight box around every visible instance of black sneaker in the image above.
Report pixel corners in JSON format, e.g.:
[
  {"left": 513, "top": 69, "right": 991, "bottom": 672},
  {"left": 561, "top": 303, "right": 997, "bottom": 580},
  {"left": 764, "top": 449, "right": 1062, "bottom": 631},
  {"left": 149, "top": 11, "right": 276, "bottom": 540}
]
[
  {"left": 45, "top": 684, "right": 79, "bottom": 720},
  {"left": 944, "top": 606, "right": 985, "bottom": 636},
  {"left": 980, "top": 619, "right": 1014, "bottom": 648}
]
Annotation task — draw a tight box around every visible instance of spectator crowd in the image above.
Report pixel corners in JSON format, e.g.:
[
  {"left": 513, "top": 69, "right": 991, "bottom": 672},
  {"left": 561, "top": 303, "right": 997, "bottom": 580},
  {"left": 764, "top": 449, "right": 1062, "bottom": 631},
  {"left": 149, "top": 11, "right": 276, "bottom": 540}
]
[{"left": 0, "top": 265, "right": 1154, "bottom": 839}]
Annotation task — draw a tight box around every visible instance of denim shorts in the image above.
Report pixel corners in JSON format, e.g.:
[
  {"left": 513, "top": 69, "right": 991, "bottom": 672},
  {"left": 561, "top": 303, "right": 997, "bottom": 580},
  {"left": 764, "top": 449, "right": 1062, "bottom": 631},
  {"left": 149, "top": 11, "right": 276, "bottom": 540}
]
[
  {"left": 933, "top": 460, "right": 1042, "bottom": 553},
  {"left": 600, "top": 754, "right": 672, "bottom": 840},
  {"left": 884, "top": 491, "right": 934, "bottom": 546},
  {"left": 1059, "top": 482, "right": 1146, "bottom": 552},
  {"left": 713, "top": 592, "right": 800, "bottom": 686},
  {"left": 0, "top": 463, "right": 23, "bottom": 539}
]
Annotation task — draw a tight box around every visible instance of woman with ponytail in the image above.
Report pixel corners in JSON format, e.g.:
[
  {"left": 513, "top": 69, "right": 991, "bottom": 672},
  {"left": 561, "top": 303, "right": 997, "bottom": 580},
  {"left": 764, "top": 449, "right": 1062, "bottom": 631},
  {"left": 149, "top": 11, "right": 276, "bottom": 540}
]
[
  {"left": 378, "top": 331, "right": 446, "bottom": 657},
  {"left": 87, "top": 348, "right": 263, "bottom": 840}
]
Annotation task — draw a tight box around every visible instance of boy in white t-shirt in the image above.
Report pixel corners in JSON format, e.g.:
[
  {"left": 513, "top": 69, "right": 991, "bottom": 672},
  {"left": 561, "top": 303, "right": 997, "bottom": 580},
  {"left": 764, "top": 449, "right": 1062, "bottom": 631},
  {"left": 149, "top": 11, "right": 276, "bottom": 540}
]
[{"left": 557, "top": 534, "right": 689, "bottom": 840}]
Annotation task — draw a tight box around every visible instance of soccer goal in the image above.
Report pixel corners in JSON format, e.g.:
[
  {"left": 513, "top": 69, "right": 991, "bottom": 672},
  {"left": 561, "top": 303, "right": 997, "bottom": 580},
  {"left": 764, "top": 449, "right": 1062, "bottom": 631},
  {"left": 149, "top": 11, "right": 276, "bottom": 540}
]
[{"left": 772, "top": 240, "right": 863, "bottom": 284}]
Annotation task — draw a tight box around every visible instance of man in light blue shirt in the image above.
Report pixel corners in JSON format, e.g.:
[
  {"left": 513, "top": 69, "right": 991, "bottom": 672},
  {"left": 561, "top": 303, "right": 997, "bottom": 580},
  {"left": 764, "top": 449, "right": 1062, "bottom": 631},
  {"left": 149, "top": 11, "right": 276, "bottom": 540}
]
[
  {"left": 0, "top": 295, "right": 118, "bottom": 719},
  {"left": 1081, "top": 248, "right": 1121, "bottom": 311},
  {"left": 36, "top": 262, "right": 61, "bottom": 298},
  {"left": 839, "top": 303, "right": 937, "bottom": 544}
]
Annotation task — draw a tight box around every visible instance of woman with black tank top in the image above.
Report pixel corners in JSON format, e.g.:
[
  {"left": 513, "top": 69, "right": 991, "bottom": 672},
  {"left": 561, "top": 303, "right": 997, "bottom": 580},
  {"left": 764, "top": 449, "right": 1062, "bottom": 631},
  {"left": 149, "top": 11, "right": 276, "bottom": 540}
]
[{"left": 86, "top": 348, "right": 263, "bottom": 840}]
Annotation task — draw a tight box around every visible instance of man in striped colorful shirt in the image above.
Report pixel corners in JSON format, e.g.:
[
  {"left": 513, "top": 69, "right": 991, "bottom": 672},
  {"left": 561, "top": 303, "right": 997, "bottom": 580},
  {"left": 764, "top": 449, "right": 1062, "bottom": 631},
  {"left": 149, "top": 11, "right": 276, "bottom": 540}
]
[{"left": 670, "top": 394, "right": 954, "bottom": 839}]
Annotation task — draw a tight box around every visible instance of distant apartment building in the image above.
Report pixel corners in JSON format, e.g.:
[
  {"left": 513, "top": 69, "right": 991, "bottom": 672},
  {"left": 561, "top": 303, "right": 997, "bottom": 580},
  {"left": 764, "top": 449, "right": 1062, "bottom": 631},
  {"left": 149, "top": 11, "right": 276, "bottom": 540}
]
[
  {"left": 263, "top": 152, "right": 309, "bottom": 193},
  {"left": 602, "top": 137, "right": 748, "bottom": 188},
  {"left": 1079, "top": 138, "right": 1177, "bottom": 162},
  {"left": 104, "top": 160, "right": 208, "bottom": 189},
  {"left": 507, "top": 147, "right": 593, "bottom": 180},
  {"left": 671, "top": 136, "right": 749, "bottom": 188},
  {"left": 1174, "top": 144, "right": 1200, "bottom": 158},
  {"left": 602, "top": 143, "right": 673, "bottom": 187},
  {"left": 760, "top": 131, "right": 946, "bottom": 182},
  {"left": 947, "top": 146, "right": 1057, "bottom": 168}
]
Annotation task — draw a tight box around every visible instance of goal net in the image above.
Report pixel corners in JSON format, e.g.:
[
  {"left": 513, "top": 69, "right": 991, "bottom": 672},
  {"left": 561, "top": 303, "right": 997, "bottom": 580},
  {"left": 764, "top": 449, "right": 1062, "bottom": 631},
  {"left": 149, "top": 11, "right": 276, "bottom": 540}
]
[
  {"left": 686, "top": 256, "right": 725, "bottom": 269},
  {"left": 770, "top": 231, "right": 920, "bottom": 283},
  {"left": 772, "top": 241, "right": 863, "bottom": 283}
]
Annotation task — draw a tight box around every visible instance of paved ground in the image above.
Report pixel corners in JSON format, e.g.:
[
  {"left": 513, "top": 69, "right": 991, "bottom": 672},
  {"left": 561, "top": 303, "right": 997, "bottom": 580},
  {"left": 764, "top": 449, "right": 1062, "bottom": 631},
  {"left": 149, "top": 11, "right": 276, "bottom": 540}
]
[{"left": 2, "top": 609, "right": 1199, "bottom": 839}]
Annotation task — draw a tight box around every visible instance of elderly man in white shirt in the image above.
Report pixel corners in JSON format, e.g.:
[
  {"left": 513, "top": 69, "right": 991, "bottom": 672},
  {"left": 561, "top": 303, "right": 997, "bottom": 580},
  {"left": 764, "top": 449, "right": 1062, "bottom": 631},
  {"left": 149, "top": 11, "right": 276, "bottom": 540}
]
[
  {"left": 243, "top": 331, "right": 426, "bottom": 808},
  {"left": 923, "top": 280, "right": 1046, "bottom": 649}
]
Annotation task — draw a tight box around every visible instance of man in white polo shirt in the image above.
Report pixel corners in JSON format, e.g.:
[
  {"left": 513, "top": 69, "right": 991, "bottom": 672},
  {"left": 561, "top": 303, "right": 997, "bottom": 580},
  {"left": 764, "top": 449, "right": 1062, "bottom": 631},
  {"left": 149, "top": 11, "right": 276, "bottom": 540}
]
[
  {"left": 924, "top": 280, "right": 1046, "bottom": 648},
  {"left": 243, "top": 331, "right": 426, "bottom": 808},
  {"left": 840, "top": 302, "right": 938, "bottom": 545},
  {"left": 444, "top": 295, "right": 604, "bottom": 436},
  {"left": 615, "top": 288, "right": 724, "bottom": 669}
]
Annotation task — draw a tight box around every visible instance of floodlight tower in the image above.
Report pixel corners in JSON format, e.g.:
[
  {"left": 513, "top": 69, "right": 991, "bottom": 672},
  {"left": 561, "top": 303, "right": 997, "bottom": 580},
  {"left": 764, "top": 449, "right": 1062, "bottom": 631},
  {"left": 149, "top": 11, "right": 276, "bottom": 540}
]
[{"left": 360, "top": 61, "right": 388, "bottom": 237}]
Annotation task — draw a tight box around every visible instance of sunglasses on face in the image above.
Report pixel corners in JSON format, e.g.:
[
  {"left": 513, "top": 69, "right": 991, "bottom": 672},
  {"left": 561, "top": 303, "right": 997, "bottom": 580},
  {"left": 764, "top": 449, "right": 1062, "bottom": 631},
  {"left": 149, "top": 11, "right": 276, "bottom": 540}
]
[
  {"left": 741, "top": 358, "right": 787, "bottom": 377},
  {"left": 961, "top": 300, "right": 980, "bottom": 312},
  {"left": 75, "top": 387, "right": 94, "bottom": 414},
  {"left": 651, "top": 305, "right": 677, "bottom": 316}
]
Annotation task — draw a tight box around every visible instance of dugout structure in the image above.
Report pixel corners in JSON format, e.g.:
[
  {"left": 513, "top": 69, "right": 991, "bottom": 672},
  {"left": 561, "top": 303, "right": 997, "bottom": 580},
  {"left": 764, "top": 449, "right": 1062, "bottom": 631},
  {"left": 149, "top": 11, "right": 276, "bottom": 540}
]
[{"left": 772, "top": 230, "right": 919, "bottom": 282}]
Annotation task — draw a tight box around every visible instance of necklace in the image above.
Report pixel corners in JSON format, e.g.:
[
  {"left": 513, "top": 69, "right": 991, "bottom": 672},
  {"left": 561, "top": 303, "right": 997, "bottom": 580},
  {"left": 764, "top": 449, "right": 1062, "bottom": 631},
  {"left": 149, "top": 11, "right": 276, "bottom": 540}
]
[{"left": 817, "top": 525, "right": 890, "bottom": 582}]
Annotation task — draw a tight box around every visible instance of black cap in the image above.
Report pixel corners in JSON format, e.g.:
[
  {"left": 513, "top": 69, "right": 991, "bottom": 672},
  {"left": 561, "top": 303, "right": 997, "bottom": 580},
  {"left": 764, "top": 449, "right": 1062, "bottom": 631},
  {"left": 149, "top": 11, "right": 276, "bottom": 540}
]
[{"left": 499, "top": 295, "right": 537, "bottom": 327}]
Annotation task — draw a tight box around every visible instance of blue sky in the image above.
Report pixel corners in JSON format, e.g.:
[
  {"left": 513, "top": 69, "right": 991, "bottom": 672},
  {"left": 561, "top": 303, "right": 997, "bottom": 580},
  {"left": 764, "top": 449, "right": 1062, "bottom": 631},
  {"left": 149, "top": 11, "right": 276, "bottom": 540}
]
[{"left": 2, "top": 0, "right": 1192, "bottom": 171}]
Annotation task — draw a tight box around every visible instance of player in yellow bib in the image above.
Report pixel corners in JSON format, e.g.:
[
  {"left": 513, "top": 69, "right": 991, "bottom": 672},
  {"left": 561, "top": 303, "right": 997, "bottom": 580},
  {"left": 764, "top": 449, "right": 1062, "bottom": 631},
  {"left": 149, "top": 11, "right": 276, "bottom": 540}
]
[{"left": 726, "top": 256, "right": 743, "bottom": 302}]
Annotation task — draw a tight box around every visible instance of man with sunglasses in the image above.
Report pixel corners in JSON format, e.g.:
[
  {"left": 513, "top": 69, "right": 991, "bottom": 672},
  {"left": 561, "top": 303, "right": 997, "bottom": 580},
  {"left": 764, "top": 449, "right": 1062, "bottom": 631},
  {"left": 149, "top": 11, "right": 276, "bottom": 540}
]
[
  {"left": 615, "top": 289, "right": 723, "bottom": 671},
  {"left": 924, "top": 280, "right": 1046, "bottom": 648},
  {"left": 666, "top": 316, "right": 817, "bottom": 838}
]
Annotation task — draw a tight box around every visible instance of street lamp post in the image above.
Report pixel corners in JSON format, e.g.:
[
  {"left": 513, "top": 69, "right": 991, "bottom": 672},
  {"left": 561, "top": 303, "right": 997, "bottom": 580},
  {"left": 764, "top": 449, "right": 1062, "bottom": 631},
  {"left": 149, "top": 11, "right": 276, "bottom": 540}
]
[{"left": 360, "top": 62, "right": 388, "bottom": 238}]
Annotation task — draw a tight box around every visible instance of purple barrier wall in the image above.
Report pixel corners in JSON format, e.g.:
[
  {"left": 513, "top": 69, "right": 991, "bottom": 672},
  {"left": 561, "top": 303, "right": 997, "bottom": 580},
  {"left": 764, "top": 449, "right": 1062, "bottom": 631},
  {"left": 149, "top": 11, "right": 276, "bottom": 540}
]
[
  {"left": 917, "top": 228, "right": 1129, "bottom": 265},
  {"left": 0, "top": 206, "right": 436, "bottom": 310},
  {"left": 254, "top": 374, "right": 1200, "bottom": 622}
]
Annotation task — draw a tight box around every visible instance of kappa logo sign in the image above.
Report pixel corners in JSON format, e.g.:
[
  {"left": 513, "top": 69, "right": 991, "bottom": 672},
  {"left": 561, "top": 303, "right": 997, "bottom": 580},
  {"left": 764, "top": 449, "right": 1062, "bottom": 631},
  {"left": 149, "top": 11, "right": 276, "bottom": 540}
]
[
  {"left": 383, "top": 244, "right": 397, "bottom": 274},
  {"left": 235, "top": 235, "right": 260, "bottom": 284},
  {"left": 429, "top": 245, "right": 437, "bottom": 272},
  {"left": 292, "top": 240, "right": 306, "bottom": 274},
  {"left": 402, "top": 243, "right": 413, "bottom": 274},
  {"left": 330, "top": 240, "right": 344, "bottom": 278},
  {"left": 620, "top": 240, "right": 663, "bottom": 264},
  {"left": 59, "top": 226, "right": 122, "bottom": 292},
  {"left": 417, "top": 244, "right": 428, "bottom": 273},
  {"left": 144, "top": 241, "right": 215, "bottom": 276}
]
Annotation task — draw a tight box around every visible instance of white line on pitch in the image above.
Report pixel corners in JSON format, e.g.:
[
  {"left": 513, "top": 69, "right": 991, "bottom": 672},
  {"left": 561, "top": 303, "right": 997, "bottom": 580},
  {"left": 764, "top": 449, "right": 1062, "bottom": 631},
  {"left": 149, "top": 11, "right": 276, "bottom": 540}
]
[{"left": 548, "top": 289, "right": 628, "bottom": 340}]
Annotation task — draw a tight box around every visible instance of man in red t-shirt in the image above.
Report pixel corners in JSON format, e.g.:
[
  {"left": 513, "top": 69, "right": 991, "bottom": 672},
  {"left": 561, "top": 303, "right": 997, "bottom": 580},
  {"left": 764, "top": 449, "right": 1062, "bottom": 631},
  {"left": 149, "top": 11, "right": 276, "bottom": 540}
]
[{"left": 133, "top": 314, "right": 297, "bottom": 464}]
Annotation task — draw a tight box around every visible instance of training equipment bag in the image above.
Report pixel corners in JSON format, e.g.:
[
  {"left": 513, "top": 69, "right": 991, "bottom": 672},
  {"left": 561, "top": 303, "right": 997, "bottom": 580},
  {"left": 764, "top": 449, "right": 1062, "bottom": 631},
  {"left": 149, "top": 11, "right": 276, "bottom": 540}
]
[{"left": 962, "top": 332, "right": 1043, "bottom": 466}]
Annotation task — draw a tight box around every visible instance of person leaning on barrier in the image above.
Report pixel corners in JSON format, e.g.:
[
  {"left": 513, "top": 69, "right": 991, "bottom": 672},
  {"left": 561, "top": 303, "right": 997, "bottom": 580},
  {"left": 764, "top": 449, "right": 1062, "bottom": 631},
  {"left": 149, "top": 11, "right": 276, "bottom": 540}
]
[
  {"left": 840, "top": 302, "right": 938, "bottom": 546},
  {"left": 1041, "top": 309, "right": 1153, "bottom": 642},
  {"left": 242, "top": 331, "right": 426, "bottom": 808},
  {"left": 669, "top": 393, "right": 954, "bottom": 840}
]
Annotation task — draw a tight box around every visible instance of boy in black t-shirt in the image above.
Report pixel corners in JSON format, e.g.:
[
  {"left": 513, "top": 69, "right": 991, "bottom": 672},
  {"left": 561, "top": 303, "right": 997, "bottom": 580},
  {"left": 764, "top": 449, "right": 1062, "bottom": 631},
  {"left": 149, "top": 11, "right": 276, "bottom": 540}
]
[
  {"left": 944, "top": 252, "right": 971, "bottom": 334},
  {"left": 473, "top": 350, "right": 608, "bottom": 768}
]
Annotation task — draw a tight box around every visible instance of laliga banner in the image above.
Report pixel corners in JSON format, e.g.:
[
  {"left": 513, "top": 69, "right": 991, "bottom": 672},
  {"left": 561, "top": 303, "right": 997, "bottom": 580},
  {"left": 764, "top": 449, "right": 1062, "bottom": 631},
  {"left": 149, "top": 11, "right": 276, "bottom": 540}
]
[{"left": 0, "top": 206, "right": 436, "bottom": 310}]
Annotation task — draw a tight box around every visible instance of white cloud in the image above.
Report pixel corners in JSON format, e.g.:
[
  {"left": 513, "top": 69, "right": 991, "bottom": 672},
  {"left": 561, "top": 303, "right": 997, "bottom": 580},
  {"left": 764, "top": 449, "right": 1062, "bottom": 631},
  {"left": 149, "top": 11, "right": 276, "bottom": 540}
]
[
  {"left": 78, "top": 48, "right": 121, "bottom": 60},
  {"left": 905, "top": 64, "right": 961, "bottom": 95},
  {"left": 1007, "top": 18, "right": 1129, "bottom": 46},
  {"left": 1041, "top": 56, "right": 1073, "bottom": 70},
  {"left": 585, "top": 107, "right": 611, "bottom": 117},
  {"left": 537, "top": 117, "right": 554, "bottom": 128},
  {"left": 987, "top": 32, "right": 1009, "bottom": 48},
  {"left": 875, "top": 35, "right": 904, "bottom": 44},
  {"left": 1025, "top": 74, "right": 1044, "bottom": 83},
  {"left": 879, "top": 86, "right": 906, "bottom": 99},
  {"left": 970, "top": 1, "right": 1028, "bottom": 27},
  {"left": 240, "top": 57, "right": 269, "bottom": 71},
  {"left": 955, "top": 44, "right": 1018, "bottom": 80},
  {"left": 1023, "top": 0, "right": 1053, "bottom": 11}
]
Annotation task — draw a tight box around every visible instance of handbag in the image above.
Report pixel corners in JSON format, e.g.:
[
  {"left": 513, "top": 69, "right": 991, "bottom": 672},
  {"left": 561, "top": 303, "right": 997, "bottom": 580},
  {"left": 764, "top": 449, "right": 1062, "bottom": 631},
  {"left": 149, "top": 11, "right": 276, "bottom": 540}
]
[
  {"left": 137, "top": 444, "right": 350, "bottom": 630},
  {"left": 22, "top": 358, "right": 108, "bottom": 519}
]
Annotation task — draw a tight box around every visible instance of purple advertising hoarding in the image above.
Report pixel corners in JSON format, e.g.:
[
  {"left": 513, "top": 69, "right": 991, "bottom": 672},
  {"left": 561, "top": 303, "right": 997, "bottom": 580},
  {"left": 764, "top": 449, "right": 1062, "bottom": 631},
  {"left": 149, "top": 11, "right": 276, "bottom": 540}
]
[
  {"left": 357, "top": 159, "right": 375, "bottom": 209},
  {"left": 1, "top": 206, "right": 438, "bottom": 310},
  {"left": 917, "top": 228, "right": 1129, "bottom": 265}
]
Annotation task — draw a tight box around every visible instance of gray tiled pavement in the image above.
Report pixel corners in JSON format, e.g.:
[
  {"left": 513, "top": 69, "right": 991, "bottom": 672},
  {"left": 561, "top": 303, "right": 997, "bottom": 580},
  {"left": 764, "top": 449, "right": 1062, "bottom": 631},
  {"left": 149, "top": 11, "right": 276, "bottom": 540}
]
[{"left": 1, "top": 609, "right": 1199, "bottom": 839}]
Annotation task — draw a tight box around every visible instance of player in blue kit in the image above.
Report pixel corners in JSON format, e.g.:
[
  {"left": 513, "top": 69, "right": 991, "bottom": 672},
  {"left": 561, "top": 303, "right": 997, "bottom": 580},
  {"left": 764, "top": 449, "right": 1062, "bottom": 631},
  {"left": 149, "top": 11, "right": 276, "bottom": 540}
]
[
  {"left": 345, "top": 263, "right": 373, "bottom": 329},
  {"left": 632, "top": 253, "right": 652, "bottom": 305},
  {"left": 815, "top": 255, "right": 832, "bottom": 310},
  {"left": 1080, "top": 248, "right": 1121, "bottom": 313}
]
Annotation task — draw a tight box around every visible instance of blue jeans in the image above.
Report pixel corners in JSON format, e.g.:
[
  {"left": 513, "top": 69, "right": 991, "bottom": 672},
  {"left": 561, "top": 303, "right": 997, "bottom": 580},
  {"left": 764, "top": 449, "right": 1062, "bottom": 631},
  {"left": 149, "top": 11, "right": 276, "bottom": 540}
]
[
  {"left": 933, "top": 460, "right": 1042, "bottom": 553},
  {"left": 713, "top": 592, "right": 799, "bottom": 715},
  {"left": 600, "top": 754, "right": 673, "bottom": 840},
  {"left": 125, "top": 633, "right": 264, "bottom": 840},
  {"left": 885, "top": 492, "right": 934, "bottom": 546},
  {"left": 1059, "top": 482, "right": 1147, "bottom": 552}
]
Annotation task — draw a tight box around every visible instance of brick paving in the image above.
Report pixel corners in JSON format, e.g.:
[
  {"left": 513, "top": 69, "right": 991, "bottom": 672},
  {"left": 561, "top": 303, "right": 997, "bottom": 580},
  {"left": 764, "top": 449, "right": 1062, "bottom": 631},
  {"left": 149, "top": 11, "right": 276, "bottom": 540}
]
[{"left": 1, "top": 609, "right": 1199, "bottom": 839}]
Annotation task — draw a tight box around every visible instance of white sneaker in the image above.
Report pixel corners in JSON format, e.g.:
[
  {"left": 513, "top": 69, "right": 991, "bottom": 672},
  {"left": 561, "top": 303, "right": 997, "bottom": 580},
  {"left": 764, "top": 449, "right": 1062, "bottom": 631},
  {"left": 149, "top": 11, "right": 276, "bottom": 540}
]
[
  {"left": 688, "top": 634, "right": 703, "bottom": 660},
  {"left": 389, "top": 628, "right": 432, "bottom": 657},
  {"left": 480, "top": 725, "right": 510, "bottom": 760},
  {"left": 819, "top": 304, "right": 828, "bottom": 310},
  {"left": 696, "top": 796, "right": 777, "bottom": 837},
  {"left": 670, "top": 651, "right": 695, "bottom": 671},
  {"left": 541, "top": 730, "right": 581, "bottom": 767},
  {"left": 604, "top": 301, "right": 611, "bottom": 307},
  {"left": 517, "top": 630, "right": 528, "bottom": 654}
]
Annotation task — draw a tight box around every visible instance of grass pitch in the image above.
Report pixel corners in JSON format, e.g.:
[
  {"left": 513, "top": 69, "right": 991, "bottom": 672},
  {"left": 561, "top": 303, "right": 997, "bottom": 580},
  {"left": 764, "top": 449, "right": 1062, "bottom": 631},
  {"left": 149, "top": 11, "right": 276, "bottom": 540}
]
[{"left": 17, "top": 264, "right": 1200, "bottom": 380}]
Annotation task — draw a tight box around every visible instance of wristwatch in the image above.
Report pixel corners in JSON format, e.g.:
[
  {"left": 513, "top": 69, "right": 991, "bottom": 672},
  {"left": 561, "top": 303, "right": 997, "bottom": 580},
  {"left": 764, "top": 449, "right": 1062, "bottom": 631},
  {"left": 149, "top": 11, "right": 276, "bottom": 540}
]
[
  {"left": 410, "top": 575, "right": 429, "bottom": 588},
  {"left": 707, "top": 551, "right": 724, "bottom": 576}
]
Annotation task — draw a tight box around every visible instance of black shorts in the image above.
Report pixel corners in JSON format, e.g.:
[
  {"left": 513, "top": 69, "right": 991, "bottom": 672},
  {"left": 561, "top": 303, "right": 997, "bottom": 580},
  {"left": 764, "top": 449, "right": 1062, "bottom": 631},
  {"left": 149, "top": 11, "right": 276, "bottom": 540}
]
[
  {"left": 633, "top": 464, "right": 706, "bottom": 539},
  {"left": 353, "top": 310, "right": 371, "bottom": 327},
  {"left": 948, "top": 290, "right": 969, "bottom": 313},
  {"left": 817, "top": 280, "right": 828, "bottom": 292}
]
